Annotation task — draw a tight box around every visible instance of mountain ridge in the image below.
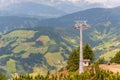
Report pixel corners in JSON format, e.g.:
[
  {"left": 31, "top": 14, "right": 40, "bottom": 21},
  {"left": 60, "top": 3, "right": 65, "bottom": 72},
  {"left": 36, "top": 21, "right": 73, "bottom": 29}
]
[
  {"left": 0, "top": 2, "right": 66, "bottom": 18},
  {"left": 0, "top": 7, "right": 119, "bottom": 77},
  {"left": 39, "top": 6, "right": 120, "bottom": 27}
]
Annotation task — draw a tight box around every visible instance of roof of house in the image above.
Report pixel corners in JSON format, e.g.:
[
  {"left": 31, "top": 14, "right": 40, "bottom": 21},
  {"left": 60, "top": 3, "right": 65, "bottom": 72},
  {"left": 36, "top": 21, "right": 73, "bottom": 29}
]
[{"left": 83, "top": 59, "right": 90, "bottom": 62}]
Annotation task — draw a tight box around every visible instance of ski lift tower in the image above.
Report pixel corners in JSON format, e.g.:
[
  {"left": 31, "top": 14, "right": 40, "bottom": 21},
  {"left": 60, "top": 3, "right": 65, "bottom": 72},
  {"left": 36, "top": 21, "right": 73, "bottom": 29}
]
[{"left": 73, "top": 21, "right": 90, "bottom": 74}]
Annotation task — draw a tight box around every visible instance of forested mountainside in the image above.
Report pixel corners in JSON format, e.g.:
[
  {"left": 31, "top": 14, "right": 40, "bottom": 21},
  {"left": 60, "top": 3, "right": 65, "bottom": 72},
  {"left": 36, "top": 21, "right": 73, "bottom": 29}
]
[
  {"left": 0, "top": 7, "right": 120, "bottom": 77},
  {"left": 39, "top": 7, "right": 120, "bottom": 28},
  {"left": 0, "top": 27, "right": 78, "bottom": 77},
  {"left": 0, "top": 25, "right": 119, "bottom": 77},
  {"left": 0, "top": 16, "right": 40, "bottom": 33}
]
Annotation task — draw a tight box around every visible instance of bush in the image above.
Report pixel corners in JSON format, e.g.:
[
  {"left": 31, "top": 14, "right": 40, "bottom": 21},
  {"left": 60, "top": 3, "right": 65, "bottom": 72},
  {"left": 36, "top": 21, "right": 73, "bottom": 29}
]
[
  {"left": 0, "top": 72, "right": 7, "bottom": 80},
  {"left": 98, "top": 57, "right": 107, "bottom": 64},
  {"left": 111, "top": 51, "right": 120, "bottom": 63},
  {"left": 13, "top": 64, "right": 120, "bottom": 80}
]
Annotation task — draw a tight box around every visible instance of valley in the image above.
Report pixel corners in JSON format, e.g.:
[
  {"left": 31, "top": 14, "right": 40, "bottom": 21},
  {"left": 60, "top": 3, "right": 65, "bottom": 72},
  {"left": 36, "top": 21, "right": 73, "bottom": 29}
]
[
  {"left": 0, "top": 25, "right": 119, "bottom": 77},
  {"left": 0, "top": 27, "right": 78, "bottom": 77},
  {"left": 0, "top": 6, "right": 119, "bottom": 78}
]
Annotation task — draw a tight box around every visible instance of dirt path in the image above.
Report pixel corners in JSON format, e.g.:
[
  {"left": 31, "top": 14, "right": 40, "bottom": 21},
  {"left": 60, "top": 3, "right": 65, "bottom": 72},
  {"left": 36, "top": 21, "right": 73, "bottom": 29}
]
[{"left": 99, "top": 64, "right": 120, "bottom": 73}]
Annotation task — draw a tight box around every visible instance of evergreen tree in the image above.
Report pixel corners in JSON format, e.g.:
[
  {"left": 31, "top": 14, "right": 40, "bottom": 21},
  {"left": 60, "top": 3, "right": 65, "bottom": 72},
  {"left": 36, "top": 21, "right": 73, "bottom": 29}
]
[
  {"left": 83, "top": 43, "right": 94, "bottom": 62},
  {"left": 66, "top": 49, "right": 79, "bottom": 71},
  {"left": 98, "top": 57, "right": 106, "bottom": 64},
  {"left": 111, "top": 51, "right": 120, "bottom": 63},
  {"left": 66, "top": 43, "right": 94, "bottom": 71}
]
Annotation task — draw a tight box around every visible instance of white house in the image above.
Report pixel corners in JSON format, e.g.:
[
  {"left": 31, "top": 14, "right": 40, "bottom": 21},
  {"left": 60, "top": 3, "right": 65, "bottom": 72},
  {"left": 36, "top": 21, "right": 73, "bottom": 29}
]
[{"left": 83, "top": 59, "right": 91, "bottom": 66}]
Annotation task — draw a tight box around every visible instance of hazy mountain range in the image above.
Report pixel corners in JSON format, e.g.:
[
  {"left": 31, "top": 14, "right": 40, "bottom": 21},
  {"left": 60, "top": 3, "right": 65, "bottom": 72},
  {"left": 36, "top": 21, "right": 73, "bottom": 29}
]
[
  {"left": 0, "top": 0, "right": 120, "bottom": 77},
  {"left": 0, "top": 2, "right": 66, "bottom": 18},
  {"left": 0, "top": 5, "right": 120, "bottom": 77},
  {"left": 0, "top": 0, "right": 120, "bottom": 18},
  {"left": 39, "top": 6, "right": 120, "bottom": 27}
]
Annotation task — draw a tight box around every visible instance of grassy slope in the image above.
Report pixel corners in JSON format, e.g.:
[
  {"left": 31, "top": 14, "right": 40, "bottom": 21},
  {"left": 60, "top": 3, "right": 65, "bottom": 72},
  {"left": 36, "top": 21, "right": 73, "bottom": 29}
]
[
  {"left": 90, "top": 22, "right": 120, "bottom": 58},
  {"left": 0, "top": 24, "right": 119, "bottom": 77},
  {"left": 0, "top": 28, "right": 76, "bottom": 77}
]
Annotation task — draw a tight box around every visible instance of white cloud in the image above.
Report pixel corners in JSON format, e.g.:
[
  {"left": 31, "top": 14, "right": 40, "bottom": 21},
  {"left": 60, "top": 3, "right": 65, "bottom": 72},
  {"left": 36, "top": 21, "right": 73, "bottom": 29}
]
[
  {"left": 62, "top": 0, "right": 120, "bottom": 7},
  {"left": 106, "top": 0, "right": 120, "bottom": 7},
  {"left": 0, "top": 0, "right": 33, "bottom": 8},
  {"left": 0, "top": 0, "right": 120, "bottom": 9},
  {"left": 85, "top": 0, "right": 108, "bottom": 3},
  {"left": 83, "top": 0, "right": 120, "bottom": 8}
]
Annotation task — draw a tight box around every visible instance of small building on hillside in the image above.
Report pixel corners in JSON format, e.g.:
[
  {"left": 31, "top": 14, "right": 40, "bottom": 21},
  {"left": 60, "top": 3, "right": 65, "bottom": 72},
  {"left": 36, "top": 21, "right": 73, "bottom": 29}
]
[{"left": 83, "top": 59, "right": 91, "bottom": 66}]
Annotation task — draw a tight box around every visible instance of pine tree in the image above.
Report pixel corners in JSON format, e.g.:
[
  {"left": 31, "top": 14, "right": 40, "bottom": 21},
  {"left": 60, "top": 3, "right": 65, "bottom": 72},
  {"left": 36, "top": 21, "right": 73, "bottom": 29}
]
[
  {"left": 66, "top": 49, "right": 79, "bottom": 71},
  {"left": 111, "top": 51, "right": 120, "bottom": 63},
  {"left": 66, "top": 43, "right": 94, "bottom": 71},
  {"left": 98, "top": 57, "right": 106, "bottom": 64},
  {"left": 83, "top": 43, "right": 94, "bottom": 62}
]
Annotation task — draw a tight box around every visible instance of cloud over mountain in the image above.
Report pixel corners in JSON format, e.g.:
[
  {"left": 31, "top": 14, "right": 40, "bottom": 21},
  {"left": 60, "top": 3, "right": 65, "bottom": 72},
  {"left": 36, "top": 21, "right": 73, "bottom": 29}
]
[{"left": 0, "top": 0, "right": 120, "bottom": 13}]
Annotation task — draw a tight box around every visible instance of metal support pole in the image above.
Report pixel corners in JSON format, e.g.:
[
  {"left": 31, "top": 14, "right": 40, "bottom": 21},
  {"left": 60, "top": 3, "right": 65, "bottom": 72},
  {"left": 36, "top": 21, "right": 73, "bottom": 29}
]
[
  {"left": 79, "top": 26, "right": 84, "bottom": 74},
  {"left": 73, "top": 21, "right": 90, "bottom": 74}
]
